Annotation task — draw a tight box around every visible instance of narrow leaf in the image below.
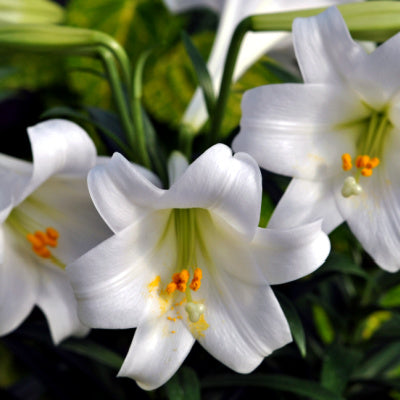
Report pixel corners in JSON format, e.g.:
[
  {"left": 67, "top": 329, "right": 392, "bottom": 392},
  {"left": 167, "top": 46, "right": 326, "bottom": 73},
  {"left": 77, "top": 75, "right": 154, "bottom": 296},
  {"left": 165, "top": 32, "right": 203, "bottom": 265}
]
[
  {"left": 353, "top": 341, "right": 400, "bottom": 379},
  {"left": 321, "top": 343, "right": 362, "bottom": 394},
  {"left": 61, "top": 339, "right": 123, "bottom": 370},
  {"left": 312, "top": 304, "right": 335, "bottom": 344},
  {"left": 276, "top": 292, "right": 306, "bottom": 357},
  {"left": 202, "top": 374, "right": 345, "bottom": 400},
  {"left": 181, "top": 31, "right": 216, "bottom": 119}
]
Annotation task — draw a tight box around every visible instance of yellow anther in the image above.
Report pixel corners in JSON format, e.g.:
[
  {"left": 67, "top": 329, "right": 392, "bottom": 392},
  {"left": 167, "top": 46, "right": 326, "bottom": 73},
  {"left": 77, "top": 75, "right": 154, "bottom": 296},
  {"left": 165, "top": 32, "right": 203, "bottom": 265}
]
[
  {"left": 341, "top": 153, "right": 352, "bottom": 171},
  {"left": 361, "top": 168, "right": 373, "bottom": 177},
  {"left": 166, "top": 282, "right": 177, "bottom": 294},
  {"left": 167, "top": 316, "right": 176, "bottom": 322},
  {"left": 171, "top": 330, "right": 176, "bottom": 334}
]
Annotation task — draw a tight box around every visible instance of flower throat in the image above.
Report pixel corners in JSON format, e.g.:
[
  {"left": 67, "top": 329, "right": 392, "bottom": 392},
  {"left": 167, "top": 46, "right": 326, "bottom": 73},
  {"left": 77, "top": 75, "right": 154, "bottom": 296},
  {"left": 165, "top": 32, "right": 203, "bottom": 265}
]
[{"left": 341, "top": 110, "right": 391, "bottom": 198}]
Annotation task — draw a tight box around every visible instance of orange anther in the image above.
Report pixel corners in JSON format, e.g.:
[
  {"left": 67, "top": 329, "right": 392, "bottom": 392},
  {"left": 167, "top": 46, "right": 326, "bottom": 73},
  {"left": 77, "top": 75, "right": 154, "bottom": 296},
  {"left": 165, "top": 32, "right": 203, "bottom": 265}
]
[
  {"left": 27, "top": 228, "right": 60, "bottom": 259},
  {"left": 189, "top": 279, "right": 201, "bottom": 291},
  {"left": 171, "top": 272, "right": 180, "bottom": 283},
  {"left": 361, "top": 168, "right": 373, "bottom": 177},
  {"left": 26, "top": 233, "right": 43, "bottom": 247},
  {"left": 356, "top": 155, "right": 370, "bottom": 168},
  {"left": 166, "top": 282, "right": 177, "bottom": 294},
  {"left": 34, "top": 231, "right": 47, "bottom": 245},
  {"left": 341, "top": 153, "right": 352, "bottom": 171},
  {"left": 177, "top": 282, "right": 187, "bottom": 292},
  {"left": 193, "top": 268, "right": 202, "bottom": 280},
  {"left": 179, "top": 269, "right": 190, "bottom": 283},
  {"left": 367, "top": 157, "right": 380, "bottom": 169},
  {"left": 34, "top": 246, "right": 51, "bottom": 258}
]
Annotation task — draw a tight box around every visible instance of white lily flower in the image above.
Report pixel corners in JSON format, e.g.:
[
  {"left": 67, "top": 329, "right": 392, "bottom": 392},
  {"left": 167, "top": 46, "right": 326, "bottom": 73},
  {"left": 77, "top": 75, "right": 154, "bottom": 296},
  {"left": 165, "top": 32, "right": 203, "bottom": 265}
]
[
  {"left": 164, "top": 0, "right": 359, "bottom": 131},
  {"left": 66, "top": 144, "right": 329, "bottom": 390},
  {"left": 0, "top": 119, "right": 111, "bottom": 344},
  {"left": 233, "top": 6, "right": 400, "bottom": 272}
]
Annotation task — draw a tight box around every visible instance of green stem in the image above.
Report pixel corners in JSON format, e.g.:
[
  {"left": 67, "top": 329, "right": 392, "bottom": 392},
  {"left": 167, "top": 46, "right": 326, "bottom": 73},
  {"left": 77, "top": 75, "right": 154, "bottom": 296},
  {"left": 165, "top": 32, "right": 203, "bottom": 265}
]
[
  {"left": 132, "top": 51, "right": 152, "bottom": 169},
  {"left": 99, "top": 47, "right": 137, "bottom": 159},
  {"left": 209, "top": 17, "right": 251, "bottom": 145}
]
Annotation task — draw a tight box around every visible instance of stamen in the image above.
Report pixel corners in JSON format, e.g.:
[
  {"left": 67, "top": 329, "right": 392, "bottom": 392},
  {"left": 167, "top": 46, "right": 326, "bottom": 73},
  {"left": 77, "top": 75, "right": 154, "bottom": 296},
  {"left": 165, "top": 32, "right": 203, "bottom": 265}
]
[
  {"left": 367, "top": 157, "right": 380, "bottom": 169},
  {"left": 341, "top": 153, "right": 352, "bottom": 171},
  {"left": 356, "top": 155, "right": 370, "bottom": 168},
  {"left": 189, "top": 268, "right": 202, "bottom": 291},
  {"left": 185, "top": 302, "right": 205, "bottom": 323},
  {"left": 361, "top": 168, "right": 373, "bottom": 177},
  {"left": 26, "top": 227, "right": 59, "bottom": 259},
  {"left": 166, "top": 269, "right": 190, "bottom": 293}
]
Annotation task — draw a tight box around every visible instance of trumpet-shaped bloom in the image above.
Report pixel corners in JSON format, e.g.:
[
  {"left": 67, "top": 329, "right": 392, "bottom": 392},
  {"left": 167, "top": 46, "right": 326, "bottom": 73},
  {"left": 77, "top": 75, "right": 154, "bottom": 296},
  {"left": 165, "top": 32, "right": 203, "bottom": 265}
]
[
  {"left": 67, "top": 144, "right": 329, "bottom": 390},
  {"left": 0, "top": 119, "right": 111, "bottom": 343},
  {"left": 164, "top": 0, "right": 359, "bottom": 131},
  {"left": 233, "top": 7, "right": 400, "bottom": 272}
]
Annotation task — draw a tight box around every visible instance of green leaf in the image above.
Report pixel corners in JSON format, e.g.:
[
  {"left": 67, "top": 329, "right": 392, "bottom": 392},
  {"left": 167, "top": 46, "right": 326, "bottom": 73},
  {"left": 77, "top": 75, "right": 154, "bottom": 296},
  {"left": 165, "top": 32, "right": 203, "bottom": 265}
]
[
  {"left": 66, "top": 0, "right": 183, "bottom": 109},
  {"left": 379, "top": 284, "right": 400, "bottom": 308},
  {"left": 321, "top": 343, "right": 362, "bottom": 394},
  {"left": 165, "top": 367, "right": 201, "bottom": 400},
  {"left": 352, "top": 341, "right": 400, "bottom": 379},
  {"left": 202, "top": 374, "right": 345, "bottom": 400},
  {"left": 317, "top": 253, "right": 369, "bottom": 280},
  {"left": 61, "top": 339, "right": 124, "bottom": 370},
  {"left": 276, "top": 292, "right": 306, "bottom": 357},
  {"left": 41, "top": 105, "right": 133, "bottom": 157},
  {"left": 258, "top": 191, "right": 274, "bottom": 228},
  {"left": 312, "top": 304, "right": 335, "bottom": 344},
  {"left": 181, "top": 30, "right": 215, "bottom": 119}
]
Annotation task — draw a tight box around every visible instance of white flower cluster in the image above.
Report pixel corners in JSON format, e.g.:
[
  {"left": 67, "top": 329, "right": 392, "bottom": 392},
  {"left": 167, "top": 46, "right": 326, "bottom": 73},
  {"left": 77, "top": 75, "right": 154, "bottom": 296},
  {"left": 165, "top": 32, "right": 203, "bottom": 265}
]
[{"left": 5, "top": 0, "right": 400, "bottom": 393}]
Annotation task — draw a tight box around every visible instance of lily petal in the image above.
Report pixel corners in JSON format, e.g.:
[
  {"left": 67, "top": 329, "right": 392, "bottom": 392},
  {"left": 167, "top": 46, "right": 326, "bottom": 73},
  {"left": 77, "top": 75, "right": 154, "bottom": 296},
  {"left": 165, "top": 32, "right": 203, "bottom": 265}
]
[
  {"left": 234, "top": 84, "right": 367, "bottom": 179},
  {"left": 66, "top": 210, "right": 173, "bottom": 329},
  {"left": 36, "top": 265, "right": 89, "bottom": 344},
  {"left": 334, "top": 136, "right": 400, "bottom": 272},
  {"left": 293, "top": 7, "right": 367, "bottom": 84},
  {"left": 348, "top": 34, "right": 400, "bottom": 109},
  {"left": 268, "top": 178, "right": 344, "bottom": 233},
  {"left": 164, "top": 144, "right": 262, "bottom": 239},
  {"left": 163, "top": 0, "right": 224, "bottom": 13},
  {"left": 252, "top": 220, "right": 331, "bottom": 285},
  {"left": 15, "top": 119, "right": 96, "bottom": 205},
  {"left": 117, "top": 316, "right": 195, "bottom": 390},
  {"left": 193, "top": 261, "right": 291, "bottom": 373},
  {"left": 0, "top": 225, "right": 38, "bottom": 336},
  {"left": 88, "top": 153, "right": 163, "bottom": 233},
  {"left": 27, "top": 177, "right": 111, "bottom": 262}
]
